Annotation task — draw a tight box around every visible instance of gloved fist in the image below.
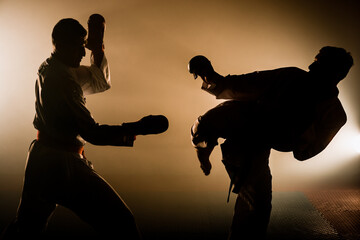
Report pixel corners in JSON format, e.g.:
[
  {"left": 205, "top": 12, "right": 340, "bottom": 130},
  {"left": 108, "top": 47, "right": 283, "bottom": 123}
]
[
  {"left": 86, "top": 14, "right": 105, "bottom": 52},
  {"left": 196, "top": 147, "right": 214, "bottom": 176},
  {"left": 123, "top": 115, "right": 169, "bottom": 136},
  {"left": 200, "top": 161, "right": 212, "bottom": 176},
  {"left": 188, "top": 55, "right": 214, "bottom": 81}
]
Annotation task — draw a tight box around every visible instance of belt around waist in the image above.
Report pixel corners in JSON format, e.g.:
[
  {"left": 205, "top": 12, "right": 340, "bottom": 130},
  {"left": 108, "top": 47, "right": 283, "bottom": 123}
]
[{"left": 36, "top": 131, "right": 84, "bottom": 154}]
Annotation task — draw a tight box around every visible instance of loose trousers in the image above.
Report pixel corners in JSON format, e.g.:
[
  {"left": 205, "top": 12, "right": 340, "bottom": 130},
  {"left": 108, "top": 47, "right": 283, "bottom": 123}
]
[
  {"left": 2, "top": 140, "right": 141, "bottom": 239},
  {"left": 225, "top": 144, "right": 272, "bottom": 240}
]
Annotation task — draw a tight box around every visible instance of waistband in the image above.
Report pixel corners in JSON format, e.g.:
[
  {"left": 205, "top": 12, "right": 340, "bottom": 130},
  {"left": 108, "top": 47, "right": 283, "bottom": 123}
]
[{"left": 37, "top": 131, "right": 84, "bottom": 155}]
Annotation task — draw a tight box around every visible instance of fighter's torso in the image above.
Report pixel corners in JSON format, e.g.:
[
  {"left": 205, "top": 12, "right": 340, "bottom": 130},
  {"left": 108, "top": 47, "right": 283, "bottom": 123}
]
[{"left": 33, "top": 56, "right": 86, "bottom": 146}]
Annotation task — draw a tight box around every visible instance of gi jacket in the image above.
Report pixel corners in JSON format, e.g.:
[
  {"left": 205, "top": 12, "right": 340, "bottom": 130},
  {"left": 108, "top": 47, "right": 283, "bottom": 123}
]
[
  {"left": 195, "top": 67, "right": 347, "bottom": 161},
  {"left": 34, "top": 54, "right": 133, "bottom": 147}
]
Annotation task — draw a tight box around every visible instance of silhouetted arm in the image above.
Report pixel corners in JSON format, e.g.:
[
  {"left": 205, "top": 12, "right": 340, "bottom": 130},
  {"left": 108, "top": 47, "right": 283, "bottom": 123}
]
[
  {"left": 191, "top": 116, "right": 217, "bottom": 175},
  {"left": 65, "top": 81, "right": 134, "bottom": 146},
  {"left": 293, "top": 97, "right": 347, "bottom": 160},
  {"left": 74, "top": 13, "right": 110, "bottom": 95},
  {"left": 201, "top": 71, "right": 271, "bottom": 100},
  {"left": 203, "top": 67, "right": 305, "bottom": 101},
  {"left": 191, "top": 118, "right": 215, "bottom": 176},
  {"left": 72, "top": 53, "right": 111, "bottom": 95}
]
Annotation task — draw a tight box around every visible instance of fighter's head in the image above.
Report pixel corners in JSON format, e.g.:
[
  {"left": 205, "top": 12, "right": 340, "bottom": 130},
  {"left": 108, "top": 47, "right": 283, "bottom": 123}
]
[
  {"left": 52, "top": 18, "right": 87, "bottom": 68},
  {"left": 188, "top": 55, "right": 214, "bottom": 80},
  {"left": 309, "top": 46, "right": 353, "bottom": 84}
]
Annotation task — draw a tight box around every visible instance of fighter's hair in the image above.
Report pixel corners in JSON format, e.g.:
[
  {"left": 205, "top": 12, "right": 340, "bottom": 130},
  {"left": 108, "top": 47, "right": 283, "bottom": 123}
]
[
  {"left": 52, "top": 18, "right": 87, "bottom": 46},
  {"left": 317, "top": 46, "right": 354, "bottom": 81}
]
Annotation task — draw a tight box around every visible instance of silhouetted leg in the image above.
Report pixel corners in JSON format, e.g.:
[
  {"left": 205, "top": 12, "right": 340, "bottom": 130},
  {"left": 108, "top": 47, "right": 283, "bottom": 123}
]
[
  {"left": 6, "top": 193, "right": 57, "bottom": 239},
  {"left": 1, "top": 200, "right": 56, "bottom": 240},
  {"left": 58, "top": 156, "right": 141, "bottom": 239},
  {"left": 1, "top": 141, "right": 57, "bottom": 239},
  {"left": 195, "top": 100, "right": 259, "bottom": 142},
  {"left": 2, "top": 141, "right": 141, "bottom": 239},
  {"left": 228, "top": 147, "right": 272, "bottom": 240}
]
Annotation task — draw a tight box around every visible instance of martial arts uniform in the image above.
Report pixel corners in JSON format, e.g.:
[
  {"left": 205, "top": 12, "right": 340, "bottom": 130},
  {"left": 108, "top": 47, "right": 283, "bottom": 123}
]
[{"left": 191, "top": 67, "right": 346, "bottom": 239}]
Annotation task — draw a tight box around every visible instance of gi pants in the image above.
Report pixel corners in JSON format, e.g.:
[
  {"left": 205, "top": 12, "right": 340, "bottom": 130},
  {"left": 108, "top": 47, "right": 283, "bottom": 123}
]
[
  {"left": 222, "top": 140, "right": 272, "bottom": 240},
  {"left": 1, "top": 140, "right": 141, "bottom": 239},
  {"left": 193, "top": 100, "right": 273, "bottom": 239}
]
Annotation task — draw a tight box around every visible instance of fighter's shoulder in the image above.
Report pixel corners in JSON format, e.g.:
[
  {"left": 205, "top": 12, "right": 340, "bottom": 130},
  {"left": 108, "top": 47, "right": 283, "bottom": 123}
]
[
  {"left": 38, "top": 58, "right": 81, "bottom": 95},
  {"left": 39, "top": 58, "right": 75, "bottom": 82}
]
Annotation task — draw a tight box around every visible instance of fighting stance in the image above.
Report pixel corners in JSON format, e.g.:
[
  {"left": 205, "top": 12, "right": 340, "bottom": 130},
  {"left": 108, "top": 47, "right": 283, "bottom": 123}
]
[
  {"left": 188, "top": 47, "right": 353, "bottom": 239},
  {"left": 1, "top": 15, "right": 168, "bottom": 239}
]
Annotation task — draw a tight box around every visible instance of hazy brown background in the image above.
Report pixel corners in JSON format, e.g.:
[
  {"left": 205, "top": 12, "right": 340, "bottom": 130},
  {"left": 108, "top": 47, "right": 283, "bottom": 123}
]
[{"left": 0, "top": 0, "right": 359, "bottom": 236}]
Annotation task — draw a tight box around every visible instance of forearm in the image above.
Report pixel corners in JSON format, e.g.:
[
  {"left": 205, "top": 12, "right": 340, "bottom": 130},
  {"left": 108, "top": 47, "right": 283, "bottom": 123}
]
[
  {"left": 80, "top": 115, "right": 168, "bottom": 146},
  {"left": 87, "top": 14, "right": 105, "bottom": 68},
  {"left": 191, "top": 117, "right": 217, "bottom": 176},
  {"left": 195, "top": 146, "right": 214, "bottom": 176},
  {"left": 80, "top": 123, "right": 135, "bottom": 147},
  {"left": 196, "top": 146, "right": 214, "bottom": 164},
  {"left": 74, "top": 53, "right": 111, "bottom": 95},
  {"left": 91, "top": 48, "right": 104, "bottom": 68},
  {"left": 78, "top": 13, "right": 110, "bottom": 94},
  {"left": 191, "top": 117, "right": 218, "bottom": 149},
  {"left": 200, "top": 72, "right": 225, "bottom": 97},
  {"left": 204, "top": 72, "right": 269, "bottom": 101}
]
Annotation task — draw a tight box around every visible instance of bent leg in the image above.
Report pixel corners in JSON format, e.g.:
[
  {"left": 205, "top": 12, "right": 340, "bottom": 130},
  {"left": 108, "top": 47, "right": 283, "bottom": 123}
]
[
  {"left": 1, "top": 199, "right": 56, "bottom": 240},
  {"left": 197, "top": 100, "right": 258, "bottom": 140},
  {"left": 59, "top": 158, "right": 141, "bottom": 239},
  {"left": 10, "top": 193, "right": 57, "bottom": 239},
  {"left": 2, "top": 142, "right": 57, "bottom": 239}
]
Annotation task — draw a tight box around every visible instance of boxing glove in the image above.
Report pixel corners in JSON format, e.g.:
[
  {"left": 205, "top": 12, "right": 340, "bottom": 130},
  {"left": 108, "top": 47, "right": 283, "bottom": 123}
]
[
  {"left": 86, "top": 14, "right": 105, "bottom": 52},
  {"left": 122, "top": 115, "right": 169, "bottom": 136}
]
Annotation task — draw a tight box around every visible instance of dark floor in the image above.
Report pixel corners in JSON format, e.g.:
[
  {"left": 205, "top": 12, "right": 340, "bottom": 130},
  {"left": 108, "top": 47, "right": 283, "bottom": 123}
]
[
  {"left": 2, "top": 190, "right": 359, "bottom": 239},
  {"left": 267, "top": 191, "right": 359, "bottom": 240},
  {"left": 304, "top": 190, "right": 360, "bottom": 240}
]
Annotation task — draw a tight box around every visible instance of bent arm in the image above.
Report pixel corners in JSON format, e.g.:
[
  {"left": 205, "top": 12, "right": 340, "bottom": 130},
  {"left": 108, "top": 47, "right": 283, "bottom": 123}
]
[
  {"left": 65, "top": 82, "right": 134, "bottom": 146},
  {"left": 293, "top": 98, "right": 347, "bottom": 160},
  {"left": 191, "top": 117, "right": 219, "bottom": 149},
  {"left": 202, "top": 71, "right": 272, "bottom": 100},
  {"left": 203, "top": 68, "right": 303, "bottom": 101},
  {"left": 72, "top": 53, "right": 111, "bottom": 95},
  {"left": 191, "top": 116, "right": 218, "bottom": 176}
]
